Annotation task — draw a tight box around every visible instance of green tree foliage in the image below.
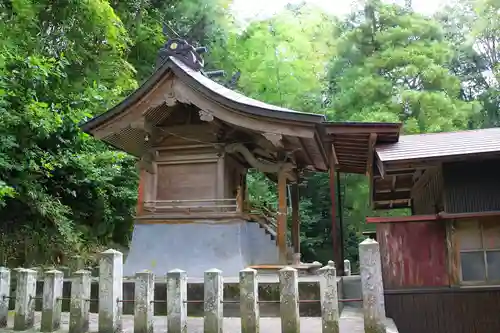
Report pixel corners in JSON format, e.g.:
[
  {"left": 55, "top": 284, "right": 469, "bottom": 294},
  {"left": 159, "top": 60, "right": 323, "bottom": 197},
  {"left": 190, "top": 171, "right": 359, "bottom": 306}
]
[
  {"left": 327, "top": 0, "right": 479, "bottom": 133},
  {"left": 1, "top": 0, "right": 497, "bottom": 270},
  {"left": 436, "top": 0, "right": 500, "bottom": 127},
  {"left": 0, "top": 0, "right": 142, "bottom": 266},
  {"left": 211, "top": 3, "right": 337, "bottom": 111},
  {"left": 0, "top": 0, "right": 237, "bottom": 266}
]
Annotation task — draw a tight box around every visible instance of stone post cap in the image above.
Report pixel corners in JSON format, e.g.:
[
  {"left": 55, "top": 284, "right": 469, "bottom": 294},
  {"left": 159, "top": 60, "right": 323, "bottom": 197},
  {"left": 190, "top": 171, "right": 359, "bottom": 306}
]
[
  {"left": 167, "top": 268, "right": 186, "bottom": 274},
  {"left": 360, "top": 238, "right": 379, "bottom": 246},
  {"left": 136, "top": 270, "right": 154, "bottom": 276},
  {"left": 100, "top": 248, "right": 123, "bottom": 255},
  {"left": 44, "top": 269, "right": 63, "bottom": 275},
  {"left": 279, "top": 266, "right": 297, "bottom": 272},
  {"left": 205, "top": 268, "right": 223, "bottom": 274},
  {"left": 0, "top": 267, "right": 9, "bottom": 272},
  {"left": 240, "top": 267, "right": 257, "bottom": 273},
  {"left": 320, "top": 261, "right": 336, "bottom": 271},
  {"left": 73, "top": 269, "right": 91, "bottom": 275}
]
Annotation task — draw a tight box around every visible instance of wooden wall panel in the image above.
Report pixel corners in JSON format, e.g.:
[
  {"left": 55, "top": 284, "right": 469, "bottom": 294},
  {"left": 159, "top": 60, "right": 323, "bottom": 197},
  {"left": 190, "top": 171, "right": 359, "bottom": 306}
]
[
  {"left": 443, "top": 159, "right": 500, "bottom": 213},
  {"left": 156, "top": 162, "right": 217, "bottom": 200},
  {"left": 385, "top": 288, "right": 500, "bottom": 333},
  {"left": 377, "top": 222, "right": 449, "bottom": 289},
  {"left": 224, "top": 155, "right": 245, "bottom": 199}
]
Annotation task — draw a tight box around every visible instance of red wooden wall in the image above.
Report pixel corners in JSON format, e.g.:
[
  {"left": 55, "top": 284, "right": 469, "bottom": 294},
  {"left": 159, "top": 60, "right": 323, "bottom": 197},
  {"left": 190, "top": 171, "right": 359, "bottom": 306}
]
[{"left": 376, "top": 222, "right": 449, "bottom": 289}]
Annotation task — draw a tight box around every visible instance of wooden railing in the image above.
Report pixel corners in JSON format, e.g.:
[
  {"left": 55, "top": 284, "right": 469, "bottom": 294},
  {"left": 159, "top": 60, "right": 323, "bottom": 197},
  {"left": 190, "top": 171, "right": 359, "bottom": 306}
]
[
  {"left": 142, "top": 198, "right": 240, "bottom": 213},
  {"left": 247, "top": 207, "right": 292, "bottom": 248}
]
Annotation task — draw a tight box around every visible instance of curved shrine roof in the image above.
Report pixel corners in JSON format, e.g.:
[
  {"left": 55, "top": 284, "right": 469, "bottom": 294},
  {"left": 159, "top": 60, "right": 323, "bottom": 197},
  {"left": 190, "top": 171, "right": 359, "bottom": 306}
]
[
  {"left": 81, "top": 55, "right": 402, "bottom": 174},
  {"left": 82, "top": 57, "right": 325, "bottom": 133}
]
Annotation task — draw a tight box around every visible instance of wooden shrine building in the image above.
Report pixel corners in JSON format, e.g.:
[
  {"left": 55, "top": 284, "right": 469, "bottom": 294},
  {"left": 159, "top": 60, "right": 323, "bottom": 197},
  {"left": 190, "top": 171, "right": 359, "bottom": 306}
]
[
  {"left": 81, "top": 39, "right": 401, "bottom": 277},
  {"left": 367, "top": 128, "right": 500, "bottom": 333}
]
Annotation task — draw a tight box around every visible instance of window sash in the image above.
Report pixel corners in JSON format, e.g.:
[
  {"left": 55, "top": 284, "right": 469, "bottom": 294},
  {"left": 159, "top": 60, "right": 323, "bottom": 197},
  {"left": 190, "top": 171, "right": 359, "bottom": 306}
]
[{"left": 458, "top": 220, "right": 500, "bottom": 284}]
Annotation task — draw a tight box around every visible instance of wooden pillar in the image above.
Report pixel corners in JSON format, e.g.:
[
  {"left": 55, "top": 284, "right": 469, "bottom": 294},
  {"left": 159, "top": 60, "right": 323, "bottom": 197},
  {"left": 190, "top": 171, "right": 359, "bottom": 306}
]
[
  {"left": 277, "top": 169, "right": 288, "bottom": 264},
  {"left": 329, "top": 147, "right": 343, "bottom": 275},
  {"left": 291, "top": 182, "right": 300, "bottom": 255},
  {"left": 135, "top": 169, "right": 145, "bottom": 216},
  {"left": 236, "top": 172, "right": 245, "bottom": 213},
  {"left": 216, "top": 153, "right": 226, "bottom": 200},
  {"left": 244, "top": 170, "right": 250, "bottom": 211}
]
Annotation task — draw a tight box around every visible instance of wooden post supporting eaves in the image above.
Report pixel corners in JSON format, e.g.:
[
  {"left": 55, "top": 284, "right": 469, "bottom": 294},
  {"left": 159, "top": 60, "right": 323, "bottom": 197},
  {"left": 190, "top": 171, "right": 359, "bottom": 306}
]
[
  {"left": 291, "top": 182, "right": 300, "bottom": 255},
  {"left": 277, "top": 168, "right": 288, "bottom": 264},
  {"left": 136, "top": 169, "right": 145, "bottom": 216},
  {"left": 329, "top": 144, "right": 343, "bottom": 275}
]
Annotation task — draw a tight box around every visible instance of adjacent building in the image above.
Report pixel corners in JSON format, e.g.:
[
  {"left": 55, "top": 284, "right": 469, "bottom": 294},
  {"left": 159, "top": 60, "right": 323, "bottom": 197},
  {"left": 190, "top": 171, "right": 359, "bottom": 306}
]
[{"left": 368, "top": 128, "right": 500, "bottom": 333}]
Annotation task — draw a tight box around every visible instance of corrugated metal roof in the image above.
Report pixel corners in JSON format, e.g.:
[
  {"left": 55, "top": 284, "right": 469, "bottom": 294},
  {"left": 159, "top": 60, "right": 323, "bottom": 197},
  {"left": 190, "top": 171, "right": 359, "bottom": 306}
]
[{"left": 376, "top": 127, "right": 500, "bottom": 162}]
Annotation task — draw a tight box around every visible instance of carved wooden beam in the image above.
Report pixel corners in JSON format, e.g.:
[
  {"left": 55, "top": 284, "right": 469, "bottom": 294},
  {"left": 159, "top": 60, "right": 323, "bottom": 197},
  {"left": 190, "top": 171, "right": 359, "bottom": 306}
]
[{"left": 225, "top": 143, "right": 294, "bottom": 174}]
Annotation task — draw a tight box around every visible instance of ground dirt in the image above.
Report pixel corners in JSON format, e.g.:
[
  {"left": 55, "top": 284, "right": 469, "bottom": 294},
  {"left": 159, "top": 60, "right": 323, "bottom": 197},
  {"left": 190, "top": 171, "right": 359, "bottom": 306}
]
[{"left": 0, "top": 308, "right": 400, "bottom": 333}]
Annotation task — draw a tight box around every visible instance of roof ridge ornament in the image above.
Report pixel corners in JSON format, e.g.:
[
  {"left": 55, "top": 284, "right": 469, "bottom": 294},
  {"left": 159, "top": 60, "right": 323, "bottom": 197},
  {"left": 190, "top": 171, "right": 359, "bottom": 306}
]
[
  {"left": 157, "top": 38, "right": 205, "bottom": 71},
  {"left": 156, "top": 35, "right": 241, "bottom": 88}
]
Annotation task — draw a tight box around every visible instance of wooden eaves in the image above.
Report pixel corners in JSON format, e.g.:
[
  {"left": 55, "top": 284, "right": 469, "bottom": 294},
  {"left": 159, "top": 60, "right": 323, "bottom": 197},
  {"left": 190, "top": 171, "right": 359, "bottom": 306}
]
[
  {"left": 321, "top": 122, "right": 401, "bottom": 174},
  {"left": 371, "top": 128, "right": 500, "bottom": 210},
  {"left": 80, "top": 55, "right": 403, "bottom": 180},
  {"left": 81, "top": 56, "right": 330, "bottom": 174}
]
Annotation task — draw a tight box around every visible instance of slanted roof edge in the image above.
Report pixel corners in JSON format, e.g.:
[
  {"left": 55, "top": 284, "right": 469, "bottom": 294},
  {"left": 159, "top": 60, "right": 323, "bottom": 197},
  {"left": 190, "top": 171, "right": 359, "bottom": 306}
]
[{"left": 80, "top": 57, "right": 327, "bottom": 134}]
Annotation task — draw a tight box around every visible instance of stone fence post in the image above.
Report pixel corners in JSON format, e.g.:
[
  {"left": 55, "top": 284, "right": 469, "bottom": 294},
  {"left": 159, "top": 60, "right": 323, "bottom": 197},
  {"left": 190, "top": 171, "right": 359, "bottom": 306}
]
[
  {"left": 240, "top": 268, "right": 259, "bottom": 333},
  {"left": 279, "top": 267, "right": 300, "bottom": 333},
  {"left": 359, "top": 238, "right": 386, "bottom": 333},
  {"left": 99, "top": 249, "right": 123, "bottom": 333},
  {"left": 0, "top": 267, "right": 10, "bottom": 328},
  {"left": 134, "top": 270, "right": 154, "bottom": 333},
  {"left": 343, "top": 259, "right": 351, "bottom": 276},
  {"left": 204, "top": 269, "right": 223, "bottom": 333},
  {"left": 41, "top": 270, "right": 64, "bottom": 332},
  {"left": 14, "top": 268, "right": 37, "bottom": 331},
  {"left": 167, "top": 269, "right": 187, "bottom": 333},
  {"left": 319, "top": 261, "right": 339, "bottom": 333},
  {"left": 69, "top": 270, "right": 91, "bottom": 333}
]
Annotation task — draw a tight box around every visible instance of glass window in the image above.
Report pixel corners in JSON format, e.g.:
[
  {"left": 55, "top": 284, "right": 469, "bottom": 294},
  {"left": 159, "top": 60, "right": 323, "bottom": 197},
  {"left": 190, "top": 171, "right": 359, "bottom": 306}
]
[{"left": 457, "top": 218, "right": 500, "bottom": 284}]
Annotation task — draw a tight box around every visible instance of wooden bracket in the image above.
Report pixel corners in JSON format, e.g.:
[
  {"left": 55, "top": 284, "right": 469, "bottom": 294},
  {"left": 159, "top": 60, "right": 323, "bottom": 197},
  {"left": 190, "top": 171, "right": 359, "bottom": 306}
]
[{"left": 262, "top": 132, "right": 283, "bottom": 148}]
